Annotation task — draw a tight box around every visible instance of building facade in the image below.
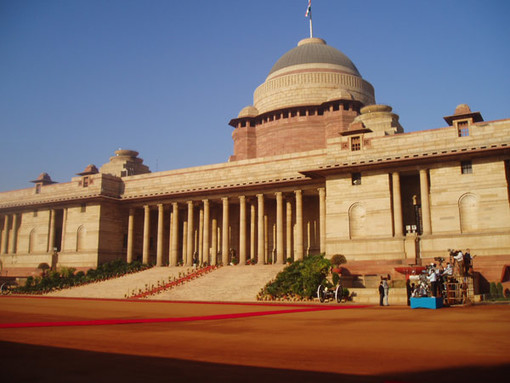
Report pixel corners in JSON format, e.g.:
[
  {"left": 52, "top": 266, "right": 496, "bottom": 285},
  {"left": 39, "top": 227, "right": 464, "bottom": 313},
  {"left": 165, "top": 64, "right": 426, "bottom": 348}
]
[{"left": 1, "top": 37, "right": 509, "bottom": 284}]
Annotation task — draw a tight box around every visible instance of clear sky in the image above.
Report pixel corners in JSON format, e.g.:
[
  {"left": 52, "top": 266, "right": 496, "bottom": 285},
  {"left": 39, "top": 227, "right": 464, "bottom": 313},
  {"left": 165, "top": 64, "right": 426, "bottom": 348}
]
[{"left": 1, "top": 0, "right": 509, "bottom": 192}]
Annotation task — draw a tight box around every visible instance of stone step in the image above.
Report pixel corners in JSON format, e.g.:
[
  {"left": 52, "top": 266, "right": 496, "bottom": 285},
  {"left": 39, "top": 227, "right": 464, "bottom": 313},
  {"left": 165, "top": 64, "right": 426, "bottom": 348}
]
[
  {"left": 149, "top": 265, "right": 285, "bottom": 302},
  {"left": 46, "top": 267, "right": 197, "bottom": 299}
]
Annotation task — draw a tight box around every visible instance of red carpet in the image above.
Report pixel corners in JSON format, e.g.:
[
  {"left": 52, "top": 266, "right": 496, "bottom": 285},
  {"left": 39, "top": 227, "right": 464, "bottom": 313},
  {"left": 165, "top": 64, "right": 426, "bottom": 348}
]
[{"left": 0, "top": 300, "right": 368, "bottom": 329}]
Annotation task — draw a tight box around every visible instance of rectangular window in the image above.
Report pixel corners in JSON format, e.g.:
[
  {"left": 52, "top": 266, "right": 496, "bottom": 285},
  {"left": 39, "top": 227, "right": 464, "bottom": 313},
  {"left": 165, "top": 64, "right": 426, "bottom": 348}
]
[
  {"left": 351, "top": 136, "right": 361, "bottom": 151},
  {"left": 35, "top": 184, "right": 41, "bottom": 194},
  {"left": 461, "top": 160, "right": 473, "bottom": 174},
  {"left": 82, "top": 176, "right": 89, "bottom": 187},
  {"left": 33, "top": 209, "right": 38, "bottom": 217},
  {"left": 352, "top": 172, "right": 362, "bottom": 185},
  {"left": 457, "top": 121, "right": 469, "bottom": 137},
  {"left": 80, "top": 203, "right": 87, "bottom": 213}
]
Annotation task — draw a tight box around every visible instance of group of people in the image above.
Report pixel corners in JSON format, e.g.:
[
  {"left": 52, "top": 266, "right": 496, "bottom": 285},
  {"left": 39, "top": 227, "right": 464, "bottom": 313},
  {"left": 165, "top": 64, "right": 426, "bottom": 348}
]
[
  {"left": 450, "top": 248, "right": 474, "bottom": 277},
  {"left": 404, "top": 248, "right": 474, "bottom": 304},
  {"left": 378, "top": 279, "right": 390, "bottom": 306}
]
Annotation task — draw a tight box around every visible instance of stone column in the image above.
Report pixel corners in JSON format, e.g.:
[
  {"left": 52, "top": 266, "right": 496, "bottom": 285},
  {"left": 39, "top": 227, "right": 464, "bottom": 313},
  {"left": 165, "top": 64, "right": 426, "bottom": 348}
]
[
  {"left": 257, "top": 194, "right": 265, "bottom": 264},
  {"left": 419, "top": 169, "right": 432, "bottom": 235},
  {"left": 250, "top": 202, "right": 256, "bottom": 262},
  {"left": 198, "top": 205, "right": 204, "bottom": 264},
  {"left": 286, "top": 198, "right": 292, "bottom": 261},
  {"left": 211, "top": 216, "right": 218, "bottom": 265},
  {"left": 156, "top": 204, "right": 164, "bottom": 266},
  {"left": 48, "top": 209, "right": 56, "bottom": 253},
  {"left": 295, "top": 190, "right": 304, "bottom": 261},
  {"left": 186, "top": 201, "right": 194, "bottom": 266},
  {"left": 127, "top": 208, "right": 135, "bottom": 263},
  {"left": 264, "top": 215, "right": 268, "bottom": 263},
  {"left": 8, "top": 214, "right": 18, "bottom": 254},
  {"left": 142, "top": 205, "right": 150, "bottom": 264},
  {"left": 0, "top": 215, "right": 7, "bottom": 255},
  {"left": 239, "top": 196, "right": 247, "bottom": 265},
  {"left": 170, "top": 203, "right": 179, "bottom": 266},
  {"left": 182, "top": 221, "right": 188, "bottom": 265},
  {"left": 202, "top": 200, "right": 210, "bottom": 265},
  {"left": 275, "top": 192, "right": 284, "bottom": 264},
  {"left": 222, "top": 197, "right": 229, "bottom": 265},
  {"left": 318, "top": 188, "right": 326, "bottom": 254},
  {"left": 62, "top": 208, "right": 68, "bottom": 253},
  {"left": 392, "top": 172, "right": 403, "bottom": 236}
]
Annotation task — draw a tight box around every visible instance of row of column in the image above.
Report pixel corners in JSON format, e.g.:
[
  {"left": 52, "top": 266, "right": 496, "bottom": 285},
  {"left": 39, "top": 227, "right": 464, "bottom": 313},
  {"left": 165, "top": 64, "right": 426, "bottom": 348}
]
[
  {"left": 126, "top": 188, "right": 327, "bottom": 267},
  {"left": 0, "top": 213, "right": 19, "bottom": 255}
]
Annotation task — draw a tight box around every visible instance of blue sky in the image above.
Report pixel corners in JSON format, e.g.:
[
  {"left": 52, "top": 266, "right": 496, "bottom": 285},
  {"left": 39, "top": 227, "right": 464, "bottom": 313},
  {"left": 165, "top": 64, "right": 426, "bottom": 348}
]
[{"left": 1, "top": 0, "right": 509, "bottom": 192}]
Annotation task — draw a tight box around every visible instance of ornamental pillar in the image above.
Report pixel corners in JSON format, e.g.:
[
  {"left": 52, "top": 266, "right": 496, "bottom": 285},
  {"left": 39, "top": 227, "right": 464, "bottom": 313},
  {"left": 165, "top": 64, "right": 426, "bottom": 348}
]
[
  {"left": 222, "top": 197, "right": 229, "bottom": 265},
  {"left": 127, "top": 208, "right": 135, "bottom": 263},
  {"left": 170, "top": 203, "right": 179, "bottom": 266},
  {"left": 276, "top": 192, "right": 284, "bottom": 264},
  {"left": 1, "top": 215, "right": 8, "bottom": 255},
  {"left": 186, "top": 201, "right": 194, "bottom": 266},
  {"left": 419, "top": 169, "right": 432, "bottom": 235},
  {"left": 318, "top": 187, "right": 326, "bottom": 254},
  {"left": 202, "top": 199, "right": 210, "bottom": 265},
  {"left": 392, "top": 172, "right": 403, "bottom": 236},
  {"left": 48, "top": 209, "right": 56, "bottom": 253},
  {"left": 239, "top": 196, "right": 247, "bottom": 265},
  {"left": 211, "top": 216, "right": 218, "bottom": 265},
  {"left": 8, "top": 213, "right": 18, "bottom": 254},
  {"left": 286, "top": 198, "right": 292, "bottom": 261},
  {"left": 257, "top": 194, "right": 265, "bottom": 264},
  {"left": 142, "top": 205, "right": 150, "bottom": 264},
  {"left": 156, "top": 204, "right": 164, "bottom": 266},
  {"left": 295, "top": 190, "right": 304, "bottom": 261}
]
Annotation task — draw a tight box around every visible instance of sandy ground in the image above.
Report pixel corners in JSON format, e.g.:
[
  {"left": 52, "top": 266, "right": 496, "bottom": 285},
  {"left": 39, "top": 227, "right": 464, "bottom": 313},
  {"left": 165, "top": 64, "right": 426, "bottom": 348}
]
[{"left": 0, "top": 296, "right": 509, "bottom": 382}]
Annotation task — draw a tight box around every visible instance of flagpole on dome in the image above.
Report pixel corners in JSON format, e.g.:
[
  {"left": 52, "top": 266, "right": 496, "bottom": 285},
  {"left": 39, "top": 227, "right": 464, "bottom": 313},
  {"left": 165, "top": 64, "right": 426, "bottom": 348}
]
[{"left": 305, "top": 0, "right": 313, "bottom": 38}]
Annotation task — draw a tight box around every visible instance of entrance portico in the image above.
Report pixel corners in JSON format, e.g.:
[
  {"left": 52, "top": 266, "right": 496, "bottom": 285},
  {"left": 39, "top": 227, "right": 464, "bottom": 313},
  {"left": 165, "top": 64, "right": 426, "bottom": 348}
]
[{"left": 124, "top": 186, "right": 325, "bottom": 267}]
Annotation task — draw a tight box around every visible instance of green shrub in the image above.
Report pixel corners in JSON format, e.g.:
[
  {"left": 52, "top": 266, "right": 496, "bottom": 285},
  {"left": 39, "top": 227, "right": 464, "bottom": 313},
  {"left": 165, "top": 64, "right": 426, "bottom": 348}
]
[
  {"left": 496, "top": 282, "right": 504, "bottom": 298},
  {"left": 332, "top": 272, "right": 340, "bottom": 286},
  {"left": 489, "top": 282, "right": 497, "bottom": 298},
  {"left": 261, "top": 254, "right": 331, "bottom": 299},
  {"left": 13, "top": 259, "right": 152, "bottom": 294}
]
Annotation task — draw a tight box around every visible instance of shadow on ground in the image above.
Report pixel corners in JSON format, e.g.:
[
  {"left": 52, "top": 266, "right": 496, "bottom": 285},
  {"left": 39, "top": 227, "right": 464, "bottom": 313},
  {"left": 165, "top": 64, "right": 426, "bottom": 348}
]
[{"left": 1, "top": 341, "right": 508, "bottom": 383}]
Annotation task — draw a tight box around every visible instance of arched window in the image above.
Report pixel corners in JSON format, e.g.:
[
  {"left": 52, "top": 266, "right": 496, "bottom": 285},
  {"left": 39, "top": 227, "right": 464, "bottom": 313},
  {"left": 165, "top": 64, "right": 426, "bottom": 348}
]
[
  {"left": 28, "top": 229, "right": 36, "bottom": 254},
  {"left": 349, "top": 203, "right": 366, "bottom": 239},
  {"left": 76, "top": 226, "right": 86, "bottom": 252},
  {"left": 459, "top": 193, "right": 478, "bottom": 233}
]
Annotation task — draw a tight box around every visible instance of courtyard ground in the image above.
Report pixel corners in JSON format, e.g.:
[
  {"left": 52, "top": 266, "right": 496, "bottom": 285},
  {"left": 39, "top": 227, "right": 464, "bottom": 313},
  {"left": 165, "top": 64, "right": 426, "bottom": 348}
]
[{"left": 0, "top": 296, "right": 509, "bottom": 382}]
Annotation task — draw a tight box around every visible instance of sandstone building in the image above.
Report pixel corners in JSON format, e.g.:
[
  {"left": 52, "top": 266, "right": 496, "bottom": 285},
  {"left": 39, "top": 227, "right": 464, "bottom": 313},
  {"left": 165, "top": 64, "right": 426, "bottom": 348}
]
[{"left": 1, "top": 37, "right": 509, "bottom": 286}]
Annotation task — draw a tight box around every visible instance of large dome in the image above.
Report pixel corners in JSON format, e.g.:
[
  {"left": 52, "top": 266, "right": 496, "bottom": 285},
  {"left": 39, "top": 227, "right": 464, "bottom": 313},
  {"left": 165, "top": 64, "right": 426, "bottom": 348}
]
[
  {"left": 252, "top": 37, "right": 375, "bottom": 114},
  {"left": 269, "top": 37, "right": 360, "bottom": 77}
]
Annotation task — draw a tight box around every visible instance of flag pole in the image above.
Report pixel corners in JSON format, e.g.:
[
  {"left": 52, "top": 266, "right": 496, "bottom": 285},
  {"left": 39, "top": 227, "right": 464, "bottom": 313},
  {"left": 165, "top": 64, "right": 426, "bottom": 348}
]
[
  {"left": 306, "top": 1, "right": 313, "bottom": 38},
  {"left": 309, "top": 7, "right": 313, "bottom": 38}
]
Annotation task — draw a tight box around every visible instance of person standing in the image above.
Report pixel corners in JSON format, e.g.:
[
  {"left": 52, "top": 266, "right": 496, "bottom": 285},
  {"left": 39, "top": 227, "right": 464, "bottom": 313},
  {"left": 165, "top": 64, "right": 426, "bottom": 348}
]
[
  {"left": 428, "top": 263, "right": 438, "bottom": 297},
  {"left": 383, "top": 279, "right": 389, "bottom": 306},
  {"left": 406, "top": 278, "right": 412, "bottom": 306},
  {"left": 378, "top": 281, "right": 385, "bottom": 306},
  {"left": 463, "top": 249, "right": 472, "bottom": 276}
]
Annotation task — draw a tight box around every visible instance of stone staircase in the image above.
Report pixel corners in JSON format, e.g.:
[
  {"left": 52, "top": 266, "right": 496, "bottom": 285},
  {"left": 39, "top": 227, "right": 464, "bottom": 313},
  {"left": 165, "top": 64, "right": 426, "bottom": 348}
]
[
  {"left": 149, "top": 265, "right": 285, "bottom": 302},
  {"left": 44, "top": 264, "right": 418, "bottom": 304},
  {"left": 46, "top": 267, "right": 191, "bottom": 299},
  {"left": 46, "top": 265, "right": 285, "bottom": 302}
]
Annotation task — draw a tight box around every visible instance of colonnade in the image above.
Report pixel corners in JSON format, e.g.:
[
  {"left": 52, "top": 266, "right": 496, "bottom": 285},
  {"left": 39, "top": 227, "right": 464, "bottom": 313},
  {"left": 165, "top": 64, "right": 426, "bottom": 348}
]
[
  {"left": 0, "top": 213, "right": 19, "bottom": 255},
  {"left": 126, "top": 188, "right": 327, "bottom": 267}
]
